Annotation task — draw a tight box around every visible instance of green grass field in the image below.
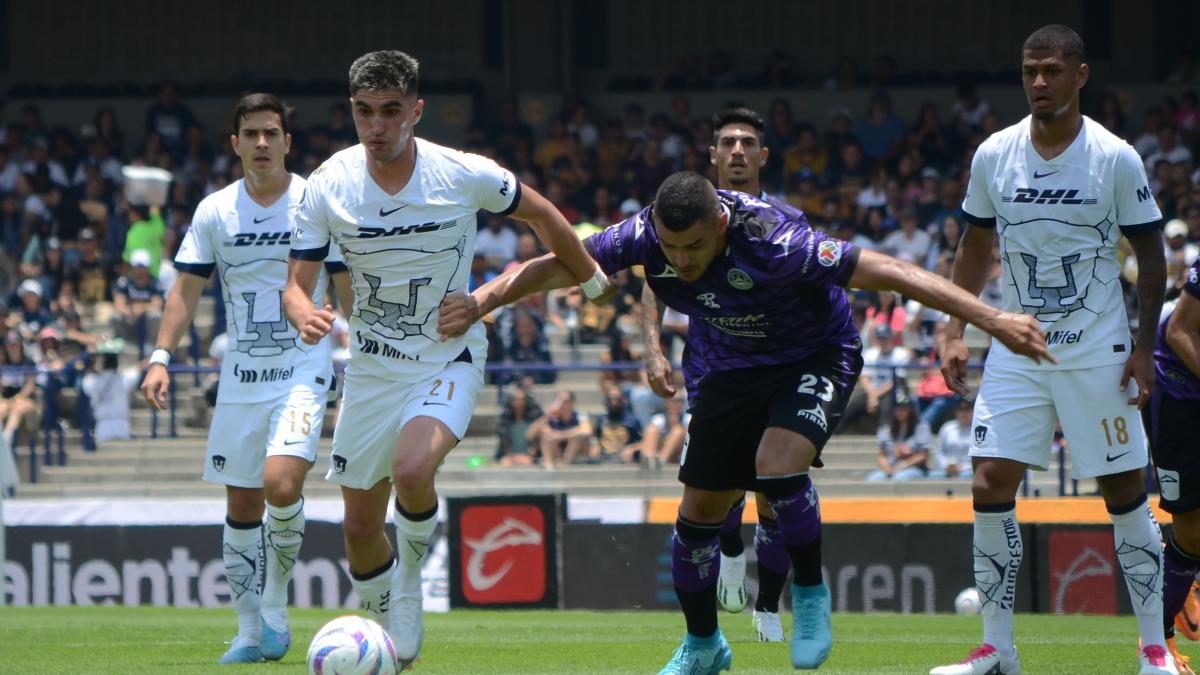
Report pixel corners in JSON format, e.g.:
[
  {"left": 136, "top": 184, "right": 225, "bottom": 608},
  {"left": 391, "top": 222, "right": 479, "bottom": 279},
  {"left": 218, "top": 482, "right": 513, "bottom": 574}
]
[{"left": 0, "top": 607, "right": 1180, "bottom": 673}]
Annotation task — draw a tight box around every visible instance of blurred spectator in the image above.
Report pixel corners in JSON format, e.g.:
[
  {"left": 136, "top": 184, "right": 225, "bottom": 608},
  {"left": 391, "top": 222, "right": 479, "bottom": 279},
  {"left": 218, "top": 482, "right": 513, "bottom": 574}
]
[
  {"left": 910, "top": 103, "right": 950, "bottom": 171},
  {"left": 528, "top": 390, "right": 590, "bottom": 468},
  {"left": 950, "top": 82, "right": 991, "bottom": 132},
  {"left": 644, "top": 394, "right": 689, "bottom": 467},
  {"left": 928, "top": 397, "right": 974, "bottom": 479},
  {"left": 495, "top": 385, "right": 544, "bottom": 466},
  {"left": 1134, "top": 107, "right": 1164, "bottom": 157},
  {"left": 925, "top": 214, "right": 961, "bottom": 271},
  {"left": 592, "top": 385, "right": 643, "bottom": 464},
  {"left": 1096, "top": 92, "right": 1129, "bottom": 137},
  {"left": 854, "top": 91, "right": 906, "bottom": 162},
  {"left": 1166, "top": 219, "right": 1199, "bottom": 292},
  {"left": 823, "top": 56, "right": 860, "bottom": 91},
  {"left": 497, "top": 308, "right": 555, "bottom": 385},
  {"left": 0, "top": 334, "right": 36, "bottom": 447},
  {"left": 13, "top": 279, "right": 53, "bottom": 343},
  {"left": 113, "top": 250, "right": 164, "bottom": 353},
  {"left": 865, "top": 291, "right": 907, "bottom": 339},
  {"left": 123, "top": 205, "right": 166, "bottom": 275},
  {"left": 0, "top": 145, "right": 18, "bottom": 193},
  {"left": 476, "top": 215, "right": 518, "bottom": 271},
  {"left": 1143, "top": 125, "right": 1192, "bottom": 171},
  {"left": 81, "top": 351, "right": 140, "bottom": 444},
  {"left": 92, "top": 105, "right": 125, "bottom": 157},
  {"left": 914, "top": 365, "right": 956, "bottom": 429},
  {"left": 881, "top": 209, "right": 933, "bottom": 264},
  {"left": 468, "top": 253, "right": 497, "bottom": 292},
  {"left": 599, "top": 330, "right": 641, "bottom": 390},
  {"left": 843, "top": 323, "right": 911, "bottom": 431},
  {"left": 37, "top": 237, "right": 67, "bottom": 301},
  {"left": 534, "top": 117, "right": 571, "bottom": 178},
  {"left": 865, "top": 393, "right": 930, "bottom": 481},
  {"left": 70, "top": 228, "right": 112, "bottom": 304},
  {"left": 144, "top": 83, "right": 195, "bottom": 158}
]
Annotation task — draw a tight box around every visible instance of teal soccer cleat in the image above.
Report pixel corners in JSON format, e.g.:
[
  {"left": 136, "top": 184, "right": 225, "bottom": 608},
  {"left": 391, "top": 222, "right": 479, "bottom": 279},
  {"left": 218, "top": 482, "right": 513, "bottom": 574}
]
[
  {"left": 658, "top": 629, "right": 733, "bottom": 675},
  {"left": 791, "top": 582, "right": 833, "bottom": 669},
  {"left": 217, "top": 639, "right": 262, "bottom": 665},
  {"left": 259, "top": 618, "right": 291, "bottom": 661}
]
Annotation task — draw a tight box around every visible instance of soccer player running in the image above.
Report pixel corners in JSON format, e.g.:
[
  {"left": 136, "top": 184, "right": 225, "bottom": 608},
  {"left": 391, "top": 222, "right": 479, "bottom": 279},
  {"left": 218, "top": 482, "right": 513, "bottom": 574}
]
[
  {"left": 141, "top": 93, "right": 353, "bottom": 664},
  {"left": 640, "top": 107, "right": 797, "bottom": 642},
  {"left": 1147, "top": 260, "right": 1200, "bottom": 675},
  {"left": 282, "top": 51, "right": 609, "bottom": 669},
  {"left": 932, "top": 25, "right": 1174, "bottom": 675},
  {"left": 440, "top": 171, "right": 1050, "bottom": 674}
]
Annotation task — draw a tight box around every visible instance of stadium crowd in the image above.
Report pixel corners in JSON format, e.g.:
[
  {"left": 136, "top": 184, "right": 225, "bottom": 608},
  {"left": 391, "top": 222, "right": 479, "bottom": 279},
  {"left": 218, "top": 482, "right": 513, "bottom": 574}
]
[{"left": 1, "top": 68, "right": 1199, "bottom": 471}]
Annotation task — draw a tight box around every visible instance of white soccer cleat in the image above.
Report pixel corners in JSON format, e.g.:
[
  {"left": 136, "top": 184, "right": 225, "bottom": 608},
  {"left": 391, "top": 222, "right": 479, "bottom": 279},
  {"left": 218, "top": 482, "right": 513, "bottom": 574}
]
[
  {"left": 930, "top": 644, "right": 1021, "bottom": 675},
  {"left": 753, "top": 610, "right": 785, "bottom": 642},
  {"left": 1139, "top": 643, "right": 1180, "bottom": 675},
  {"left": 717, "top": 553, "right": 748, "bottom": 613},
  {"left": 389, "top": 585, "right": 425, "bottom": 669}
]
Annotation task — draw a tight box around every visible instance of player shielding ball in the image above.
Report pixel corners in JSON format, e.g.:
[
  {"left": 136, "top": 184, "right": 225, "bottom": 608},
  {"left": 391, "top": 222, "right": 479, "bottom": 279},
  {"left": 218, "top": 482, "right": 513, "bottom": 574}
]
[
  {"left": 440, "top": 170, "right": 1049, "bottom": 674},
  {"left": 283, "top": 50, "right": 609, "bottom": 669}
]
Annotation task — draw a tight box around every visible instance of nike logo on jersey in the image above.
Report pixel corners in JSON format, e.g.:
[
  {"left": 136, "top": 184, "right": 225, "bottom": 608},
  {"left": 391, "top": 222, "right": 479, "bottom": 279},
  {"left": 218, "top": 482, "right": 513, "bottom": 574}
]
[
  {"left": 422, "top": 400, "right": 449, "bottom": 407},
  {"left": 650, "top": 265, "right": 679, "bottom": 278},
  {"left": 1033, "top": 170, "right": 1058, "bottom": 179},
  {"left": 252, "top": 215, "right": 275, "bottom": 224},
  {"left": 1106, "top": 450, "right": 1132, "bottom": 462},
  {"left": 379, "top": 204, "right": 409, "bottom": 217},
  {"left": 282, "top": 439, "right": 308, "bottom": 446}
]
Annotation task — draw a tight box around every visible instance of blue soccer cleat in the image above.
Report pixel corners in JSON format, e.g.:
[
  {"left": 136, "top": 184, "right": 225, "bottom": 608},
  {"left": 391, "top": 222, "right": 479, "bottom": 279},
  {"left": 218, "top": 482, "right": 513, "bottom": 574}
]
[
  {"left": 791, "top": 582, "right": 833, "bottom": 669},
  {"left": 217, "top": 638, "right": 262, "bottom": 665},
  {"left": 260, "top": 618, "right": 291, "bottom": 661},
  {"left": 658, "top": 629, "right": 733, "bottom": 675}
]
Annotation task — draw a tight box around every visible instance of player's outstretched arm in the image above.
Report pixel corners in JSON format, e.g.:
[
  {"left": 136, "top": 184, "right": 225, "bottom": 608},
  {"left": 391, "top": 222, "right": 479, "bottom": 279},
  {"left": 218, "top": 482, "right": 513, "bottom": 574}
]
[
  {"left": 284, "top": 258, "right": 336, "bottom": 345},
  {"left": 848, "top": 249, "right": 1053, "bottom": 370},
  {"left": 1123, "top": 229, "right": 1166, "bottom": 407},
  {"left": 937, "top": 224, "right": 997, "bottom": 393},
  {"left": 140, "top": 273, "right": 207, "bottom": 411},
  {"left": 1166, "top": 285, "right": 1200, "bottom": 380},
  {"left": 639, "top": 283, "right": 676, "bottom": 398},
  {"left": 508, "top": 185, "right": 612, "bottom": 302},
  {"left": 438, "top": 253, "right": 580, "bottom": 340}
]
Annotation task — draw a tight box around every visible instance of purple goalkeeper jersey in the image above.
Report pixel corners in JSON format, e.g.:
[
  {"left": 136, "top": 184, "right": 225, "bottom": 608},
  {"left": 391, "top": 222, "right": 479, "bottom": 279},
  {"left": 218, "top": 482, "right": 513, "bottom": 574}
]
[
  {"left": 1155, "top": 260, "right": 1200, "bottom": 399},
  {"left": 587, "top": 190, "right": 861, "bottom": 397}
]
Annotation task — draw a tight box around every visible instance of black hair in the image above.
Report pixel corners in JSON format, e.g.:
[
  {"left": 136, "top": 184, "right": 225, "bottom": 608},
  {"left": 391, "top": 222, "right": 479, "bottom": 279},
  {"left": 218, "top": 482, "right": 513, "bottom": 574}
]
[
  {"left": 711, "top": 107, "right": 765, "bottom": 145},
  {"left": 232, "top": 93, "right": 292, "bottom": 136},
  {"left": 1023, "top": 24, "right": 1085, "bottom": 64},
  {"left": 653, "top": 171, "right": 718, "bottom": 232},
  {"left": 348, "top": 50, "right": 420, "bottom": 97}
]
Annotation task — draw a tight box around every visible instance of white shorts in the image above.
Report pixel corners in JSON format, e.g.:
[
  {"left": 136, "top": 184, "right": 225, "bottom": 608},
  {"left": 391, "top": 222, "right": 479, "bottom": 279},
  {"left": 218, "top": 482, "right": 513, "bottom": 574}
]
[
  {"left": 970, "top": 363, "right": 1147, "bottom": 480},
  {"left": 328, "top": 362, "right": 483, "bottom": 490},
  {"left": 203, "top": 385, "right": 326, "bottom": 488}
]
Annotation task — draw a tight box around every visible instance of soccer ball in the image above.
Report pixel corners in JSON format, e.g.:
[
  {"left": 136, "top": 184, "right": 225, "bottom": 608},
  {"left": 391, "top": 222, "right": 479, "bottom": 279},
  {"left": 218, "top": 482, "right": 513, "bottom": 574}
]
[
  {"left": 307, "top": 615, "right": 397, "bottom": 675},
  {"left": 955, "top": 587, "right": 982, "bottom": 615}
]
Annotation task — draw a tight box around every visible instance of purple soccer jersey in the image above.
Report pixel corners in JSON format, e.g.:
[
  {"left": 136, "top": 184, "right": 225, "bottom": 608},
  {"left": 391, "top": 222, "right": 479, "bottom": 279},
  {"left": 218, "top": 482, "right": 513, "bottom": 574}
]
[
  {"left": 587, "top": 190, "right": 861, "bottom": 397},
  {"left": 1155, "top": 260, "right": 1200, "bottom": 399}
]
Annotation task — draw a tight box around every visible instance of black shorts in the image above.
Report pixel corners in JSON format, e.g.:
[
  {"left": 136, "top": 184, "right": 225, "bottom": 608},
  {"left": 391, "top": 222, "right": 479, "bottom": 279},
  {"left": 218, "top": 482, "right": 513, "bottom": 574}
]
[
  {"left": 678, "top": 349, "right": 862, "bottom": 492},
  {"left": 1145, "top": 389, "right": 1200, "bottom": 514}
]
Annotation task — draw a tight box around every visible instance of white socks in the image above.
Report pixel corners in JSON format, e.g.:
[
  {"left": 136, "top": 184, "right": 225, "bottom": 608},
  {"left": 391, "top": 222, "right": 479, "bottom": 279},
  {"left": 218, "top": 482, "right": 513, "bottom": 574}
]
[
  {"left": 394, "top": 510, "right": 438, "bottom": 589},
  {"left": 351, "top": 557, "right": 397, "bottom": 625},
  {"left": 262, "top": 498, "right": 305, "bottom": 631},
  {"left": 973, "top": 504, "right": 1021, "bottom": 655},
  {"left": 1110, "top": 496, "right": 1166, "bottom": 648},
  {"left": 222, "top": 518, "right": 263, "bottom": 644}
]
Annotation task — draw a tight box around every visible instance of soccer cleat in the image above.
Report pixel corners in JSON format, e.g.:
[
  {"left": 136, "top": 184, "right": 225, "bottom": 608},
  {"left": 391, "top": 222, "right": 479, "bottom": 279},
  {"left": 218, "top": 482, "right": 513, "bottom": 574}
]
[
  {"left": 1140, "top": 643, "right": 1180, "bottom": 675},
  {"left": 217, "top": 637, "right": 262, "bottom": 664},
  {"left": 753, "top": 609, "right": 786, "bottom": 642},
  {"left": 1168, "top": 637, "right": 1194, "bottom": 675},
  {"left": 790, "top": 582, "right": 832, "bottom": 669},
  {"left": 717, "top": 553, "right": 748, "bottom": 613},
  {"left": 929, "top": 644, "right": 1021, "bottom": 675},
  {"left": 658, "top": 630, "right": 733, "bottom": 675},
  {"left": 259, "top": 618, "right": 290, "bottom": 661},
  {"left": 1178, "top": 582, "right": 1200, "bottom": 641},
  {"left": 390, "top": 586, "right": 425, "bottom": 669}
]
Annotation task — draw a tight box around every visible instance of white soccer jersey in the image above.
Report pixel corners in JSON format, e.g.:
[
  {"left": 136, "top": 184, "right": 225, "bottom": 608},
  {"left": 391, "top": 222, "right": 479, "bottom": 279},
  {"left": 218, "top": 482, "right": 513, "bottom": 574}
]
[
  {"left": 176, "top": 175, "right": 342, "bottom": 404},
  {"left": 962, "top": 115, "right": 1162, "bottom": 370},
  {"left": 290, "top": 139, "right": 519, "bottom": 379}
]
